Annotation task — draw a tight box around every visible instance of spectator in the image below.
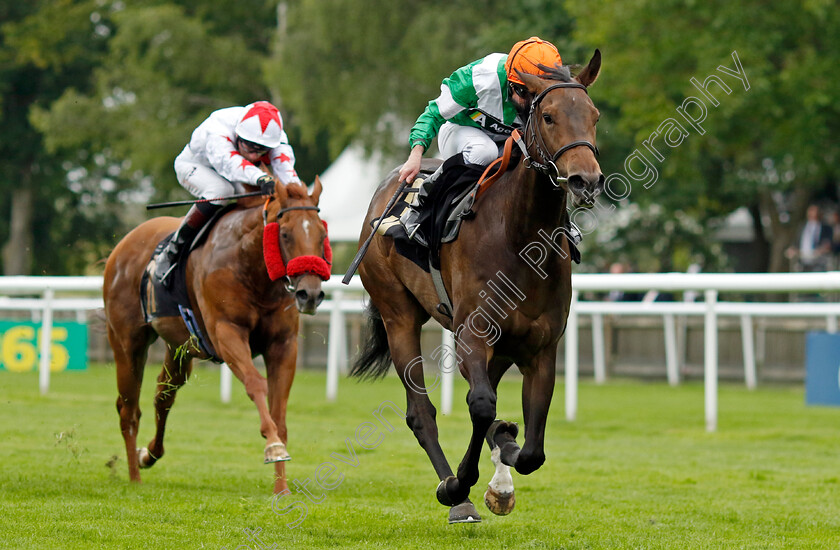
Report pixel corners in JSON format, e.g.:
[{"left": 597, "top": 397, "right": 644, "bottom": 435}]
[
  {"left": 830, "top": 210, "right": 840, "bottom": 267},
  {"left": 786, "top": 204, "right": 832, "bottom": 272},
  {"left": 606, "top": 262, "right": 645, "bottom": 302}
]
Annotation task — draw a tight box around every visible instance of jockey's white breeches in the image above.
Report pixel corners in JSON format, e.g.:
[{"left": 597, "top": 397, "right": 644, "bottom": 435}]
[
  {"left": 438, "top": 122, "right": 507, "bottom": 166},
  {"left": 174, "top": 147, "right": 247, "bottom": 205}
]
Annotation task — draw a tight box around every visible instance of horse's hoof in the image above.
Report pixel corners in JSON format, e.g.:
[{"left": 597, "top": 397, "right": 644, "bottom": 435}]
[
  {"left": 448, "top": 499, "right": 482, "bottom": 524},
  {"left": 136, "top": 447, "right": 155, "bottom": 469},
  {"left": 484, "top": 485, "right": 515, "bottom": 516},
  {"left": 436, "top": 477, "right": 457, "bottom": 507},
  {"left": 264, "top": 442, "right": 291, "bottom": 464},
  {"left": 484, "top": 446, "right": 515, "bottom": 515},
  {"left": 486, "top": 419, "right": 519, "bottom": 449}
]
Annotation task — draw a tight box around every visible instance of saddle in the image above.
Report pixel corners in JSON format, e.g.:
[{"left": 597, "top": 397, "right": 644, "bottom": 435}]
[
  {"left": 375, "top": 153, "right": 486, "bottom": 273},
  {"left": 373, "top": 138, "right": 581, "bottom": 318},
  {"left": 140, "top": 205, "right": 235, "bottom": 362}
]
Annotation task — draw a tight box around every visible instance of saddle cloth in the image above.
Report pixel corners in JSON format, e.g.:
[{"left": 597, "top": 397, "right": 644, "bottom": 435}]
[
  {"left": 374, "top": 154, "right": 492, "bottom": 272},
  {"left": 139, "top": 205, "right": 235, "bottom": 363}
]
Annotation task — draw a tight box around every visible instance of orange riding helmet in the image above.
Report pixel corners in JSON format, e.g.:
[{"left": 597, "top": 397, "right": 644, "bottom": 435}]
[{"left": 505, "top": 37, "right": 562, "bottom": 85}]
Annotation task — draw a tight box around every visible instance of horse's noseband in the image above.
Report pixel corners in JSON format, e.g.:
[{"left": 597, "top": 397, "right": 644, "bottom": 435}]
[
  {"left": 524, "top": 82, "right": 599, "bottom": 186},
  {"left": 262, "top": 203, "right": 332, "bottom": 282}
]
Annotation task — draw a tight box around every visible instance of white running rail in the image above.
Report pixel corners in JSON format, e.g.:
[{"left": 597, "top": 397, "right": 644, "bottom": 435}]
[{"left": 3, "top": 272, "right": 840, "bottom": 431}]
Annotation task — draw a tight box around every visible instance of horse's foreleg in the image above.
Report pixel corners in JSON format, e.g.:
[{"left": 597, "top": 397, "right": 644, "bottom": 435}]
[
  {"left": 514, "top": 348, "right": 557, "bottom": 475},
  {"left": 264, "top": 333, "right": 298, "bottom": 494},
  {"left": 388, "top": 320, "right": 481, "bottom": 523},
  {"left": 214, "top": 321, "right": 283, "bottom": 462},
  {"left": 439, "top": 334, "right": 496, "bottom": 507},
  {"left": 142, "top": 347, "right": 192, "bottom": 468},
  {"left": 482, "top": 358, "right": 517, "bottom": 515}
]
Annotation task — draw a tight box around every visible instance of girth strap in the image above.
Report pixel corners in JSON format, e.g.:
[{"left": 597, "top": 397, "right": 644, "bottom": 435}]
[{"left": 429, "top": 262, "right": 453, "bottom": 319}]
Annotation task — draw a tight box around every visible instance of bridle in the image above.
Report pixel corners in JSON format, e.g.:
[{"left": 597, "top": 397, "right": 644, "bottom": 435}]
[
  {"left": 273, "top": 205, "right": 320, "bottom": 219},
  {"left": 261, "top": 197, "right": 331, "bottom": 289},
  {"left": 520, "top": 82, "right": 599, "bottom": 186}
]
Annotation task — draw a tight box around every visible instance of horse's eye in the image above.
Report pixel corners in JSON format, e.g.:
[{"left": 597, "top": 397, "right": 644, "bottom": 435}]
[
  {"left": 280, "top": 231, "right": 290, "bottom": 241},
  {"left": 542, "top": 113, "right": 553, "bottom": 124}
]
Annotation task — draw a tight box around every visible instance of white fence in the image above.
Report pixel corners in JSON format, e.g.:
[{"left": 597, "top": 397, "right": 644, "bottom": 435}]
[
  {"left": 2, "top": 272, "right": 840, "bottom": 432},
  {"left": 565, "top": 272, "right": 840, "bottom": 432}
]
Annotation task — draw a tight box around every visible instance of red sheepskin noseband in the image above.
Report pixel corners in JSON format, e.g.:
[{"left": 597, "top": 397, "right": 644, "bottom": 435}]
[{"left": 263, "top": 220, "right": 332, "bottom": 281}]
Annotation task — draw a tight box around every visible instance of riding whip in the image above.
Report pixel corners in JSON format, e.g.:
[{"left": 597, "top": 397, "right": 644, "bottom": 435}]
[
  {"left": 342, "top": 179, "right": 408, "bottom": 285},
  {"left": 146, "top": 191, "right": 267, "bottom": 210}
]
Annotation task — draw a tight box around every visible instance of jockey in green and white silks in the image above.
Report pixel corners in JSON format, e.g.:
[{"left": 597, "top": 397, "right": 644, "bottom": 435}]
[
  {"left": 398, "top": 37, "right": 564, "bottom": 244},
  {"left": 409, "top": 53, "right": 523, "bottom": 167}
]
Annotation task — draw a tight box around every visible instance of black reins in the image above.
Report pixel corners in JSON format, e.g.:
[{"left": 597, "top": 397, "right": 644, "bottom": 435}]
[
  {"left": 275, "top": 205, "right": 320, "bottom": 220},
  {"left": 263, "top": 204, "right": 320, "bottom": 225}
]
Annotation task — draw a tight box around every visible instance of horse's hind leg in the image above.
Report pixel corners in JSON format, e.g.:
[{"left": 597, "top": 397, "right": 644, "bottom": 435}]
[
  {"left": 110, "top": 323, "right": 154, "bottom": 483},
  {"left": 386, "top": 314, "right": 481, "bottom": 523},
  {"left": 140, "top": 346, "right": 193, "bottom": 468}
]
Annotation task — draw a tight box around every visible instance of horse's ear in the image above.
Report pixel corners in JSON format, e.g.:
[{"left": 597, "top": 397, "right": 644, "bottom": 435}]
[
  {"left": 310, "top": 175, "right": 323, "bottom": 206},
  {"left": 517, "top": 70, "right": 550, "bottom": 95},
  {"left": 274, "top": 180, "right": 288, "bottom": 204},
  {"left": 576, "top": 49, "right": 601, "bottom": 88}
]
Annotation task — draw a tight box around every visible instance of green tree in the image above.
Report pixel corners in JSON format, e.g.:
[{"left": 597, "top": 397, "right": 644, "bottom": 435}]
[
  {"left": 35, "top": 3, "right": 269, "bottom": 200},
  {"left": 7, "top": 1, "right": 337, "bottom": 275},
  {"left": 566, "top": 0, "right": 840, "bottom": 272},
  {"left": 269, "top": 0, "right": 577, "bottom": 158},
  {"left": 0, "top": 0, "right": 111, "bottom": 274}
]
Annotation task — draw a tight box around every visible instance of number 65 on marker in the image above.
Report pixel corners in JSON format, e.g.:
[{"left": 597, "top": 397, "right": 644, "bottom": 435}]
[{"left": 0, "top": 321, "right": 87, "bottom": 372}]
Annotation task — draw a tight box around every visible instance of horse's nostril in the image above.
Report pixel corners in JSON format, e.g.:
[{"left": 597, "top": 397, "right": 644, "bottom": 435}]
[
  {"left": 296, "top": 289, "right": 324, "bottom": 307},
  {"left": 568, "top": 175, "right": 586, "bottom": 191},
  {"left": 597, "top": 173, "right": 605, "bottom": 187}
]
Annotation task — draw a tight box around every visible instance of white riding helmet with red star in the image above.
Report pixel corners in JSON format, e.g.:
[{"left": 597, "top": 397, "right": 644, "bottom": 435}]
[{"left": 235, "top": 101, "right": 283, "bottom": 148}]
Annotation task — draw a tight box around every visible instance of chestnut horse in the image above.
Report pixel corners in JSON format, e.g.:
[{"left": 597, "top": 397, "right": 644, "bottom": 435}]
[
  {"left": 103, "top": 179, "right": 328, "bottom": 493},
  {"left": 351, "top": 51, "right": 603, "bottom": 523}
]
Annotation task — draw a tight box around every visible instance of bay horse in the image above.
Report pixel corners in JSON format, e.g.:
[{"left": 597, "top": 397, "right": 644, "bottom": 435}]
[
  {"left": 351, "top": 51, "right": 603, "bottom": 523},
  {"left": 103, "top": 179, "right": 328, "bottom": 494}
]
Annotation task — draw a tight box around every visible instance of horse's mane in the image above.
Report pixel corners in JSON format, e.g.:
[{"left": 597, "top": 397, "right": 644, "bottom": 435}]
[{"left": 534, "top": 63, "right": 573, "bottom": 82}]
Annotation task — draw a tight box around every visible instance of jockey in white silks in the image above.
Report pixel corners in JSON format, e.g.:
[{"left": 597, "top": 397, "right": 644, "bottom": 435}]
[{"left": 155, "top": 101, "right": 301, "bottom": 285}]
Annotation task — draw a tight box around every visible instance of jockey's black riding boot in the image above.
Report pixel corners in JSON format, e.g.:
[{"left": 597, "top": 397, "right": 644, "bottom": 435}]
[
  {"left": 154, "top": 201, "right": 222, "bottom": 287},
  {"left": 400, "top": 163, "right": 445, "bottom": 247}
]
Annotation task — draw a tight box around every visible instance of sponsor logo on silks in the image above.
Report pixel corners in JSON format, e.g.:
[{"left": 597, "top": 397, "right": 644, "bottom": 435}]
[
  {"left": 485, "top": 120, "right": 512, "bottom": 135},
  {"left": 469, "top": 110, "right": 512, "bottom": 136}
]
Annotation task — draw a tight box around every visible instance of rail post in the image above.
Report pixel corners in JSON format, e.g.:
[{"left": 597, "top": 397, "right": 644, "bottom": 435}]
[
  {"left": 704, "top": 289, "right": 718, "bottom": 432},
  {"left": 38, "top": 288, "right": 55, "bottom": 395},
  {"left": 565, "top": 289, "right": 580, "bottom": 421},
  {"left": 326, "top": 290, "right": 346, "bottom": 401}
]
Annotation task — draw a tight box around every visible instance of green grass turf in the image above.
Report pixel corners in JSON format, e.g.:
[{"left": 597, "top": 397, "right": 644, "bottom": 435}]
[{"left": 1, "top": 365, "right": 838, "bottom": 549}]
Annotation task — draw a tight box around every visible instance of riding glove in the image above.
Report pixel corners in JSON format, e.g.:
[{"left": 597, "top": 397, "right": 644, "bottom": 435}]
[{"left": 257, "top": 175, "right": 276, "bottom": 195}]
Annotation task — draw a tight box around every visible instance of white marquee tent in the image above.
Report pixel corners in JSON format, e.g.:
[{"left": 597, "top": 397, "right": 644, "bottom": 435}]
[{"left": 317, "top": 144, "right": 396, "bottom": 242}]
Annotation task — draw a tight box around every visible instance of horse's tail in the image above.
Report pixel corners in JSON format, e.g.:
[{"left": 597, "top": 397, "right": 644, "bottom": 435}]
[{"left": 350, "top": 303, "right": 392, "bottom": 380}]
